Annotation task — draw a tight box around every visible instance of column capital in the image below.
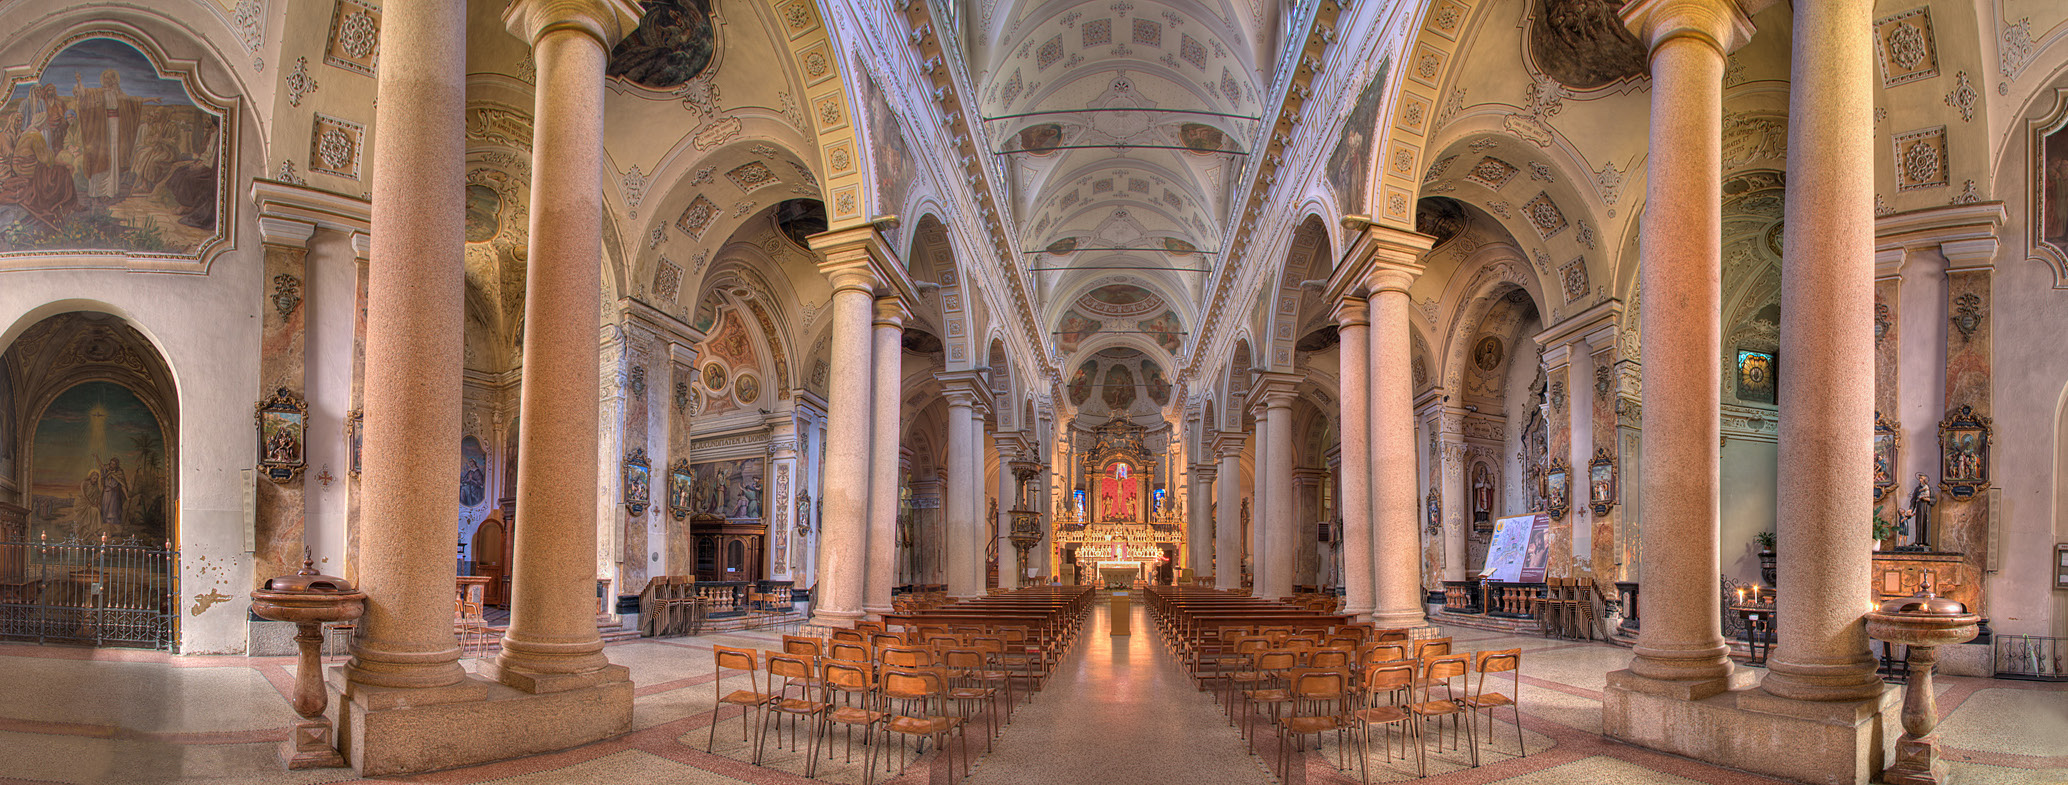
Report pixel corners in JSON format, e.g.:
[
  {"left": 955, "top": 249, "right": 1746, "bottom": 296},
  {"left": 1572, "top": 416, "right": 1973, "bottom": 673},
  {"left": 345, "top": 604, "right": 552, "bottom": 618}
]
[
  {"left": 251, "top": 178, "right": 371, "bottom": 247},
  {"left": 1618, "top": 0, "right": 1758, "bottom": 57},
  {"left": 1193, "top": 465, "right": 1219, "bottom": 480},
  {"left": 504, "top": 0, "right": 644, "bottom": 49},
  {"left": 1333, "top": 295, "right": 1370, "bottom": 328},
  {"left": 873, "top": 296, "right": 907, "bottom": 327},
  {"left": 1212, "top": 431, "right": 1248, "bottom": 456},
  {"left": 939, "top": 372, "right": 992, "bottom": 411}
]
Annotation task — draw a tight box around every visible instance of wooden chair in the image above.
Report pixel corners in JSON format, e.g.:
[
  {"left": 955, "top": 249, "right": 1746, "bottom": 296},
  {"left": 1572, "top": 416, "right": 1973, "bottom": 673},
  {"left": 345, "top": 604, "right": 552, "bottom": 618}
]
[
  {"left": 1463, "top": 649, "right": 1524, "bottom": 758},
  {"left": 707, "top": 645, "right": 777, "bottom": 756},
  {"left": 1412, "top": 637, "right": 1453, "bottom": 660},
  {"left": 782, "top": 634, "right": 824, "bottom": 657},
  {"left": 831, "top": 628, "right": 867, "bottom": 643},
  {"left": 1409, "top": 654, "right": 1477, "bottom": 771},
  {"left": 879, "top": 667, "right": 969, "bottom": 784},
  {"left": 1363, "top": 642, "right": 1410, "bottom": 666},
  {"left": 939, "top": 648, "right": 1004, "bottom": 751},
  {"left": 1236, "top": 650, "right": 1301, "bottom": 741},
  {"left": 1354, "top": 661, "right": 1418, "bottom": 778},
  {"left": 758, "top": 652, "right": 828, "bottom": 765},
  {"left": 827, "top": 640, "right": 873, "bottom": 664},
  {"left": 1276, "top": 668, "right": 1360, "bottom": 782},
  {"left": 813, "top": 658, "right": 886, "bottom": 781}
]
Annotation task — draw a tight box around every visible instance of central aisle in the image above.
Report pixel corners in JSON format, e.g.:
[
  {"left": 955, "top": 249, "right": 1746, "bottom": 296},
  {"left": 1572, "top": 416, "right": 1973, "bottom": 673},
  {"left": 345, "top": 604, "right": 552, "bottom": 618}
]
[{"left": 965, "top": 593, "right": 1274, "bottom": 785}]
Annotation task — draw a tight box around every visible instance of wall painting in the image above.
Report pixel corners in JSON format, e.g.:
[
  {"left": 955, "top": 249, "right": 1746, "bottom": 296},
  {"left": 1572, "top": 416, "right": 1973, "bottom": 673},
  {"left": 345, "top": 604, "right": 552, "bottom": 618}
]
[
  {"left": 0, "top": 36, "right": 227, "bottom": 258},
  {"left": 29, "top": 380, "right": 167, "bottom": 543},
  {"left": 1324, "top": 59, "right": 1389, "bottom": 215},
  {"left": 685, "top": 457, "right": 764, "bottom": 521},
  {"left": 606, "top": 0, "right": 716, "bottom": 90},
  {"left": 459, "top": 435, "right": 487, "bottom": 507}
]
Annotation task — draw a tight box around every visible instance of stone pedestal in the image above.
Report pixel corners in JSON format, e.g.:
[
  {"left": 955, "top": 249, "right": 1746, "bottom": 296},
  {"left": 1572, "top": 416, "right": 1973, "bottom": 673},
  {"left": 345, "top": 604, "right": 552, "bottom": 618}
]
[
  {"left": 1603, "top": 671, "right": 1897, "bottom": 785},
  {"left": 327, "top": 668, "right": 632, "bottom": 777}
]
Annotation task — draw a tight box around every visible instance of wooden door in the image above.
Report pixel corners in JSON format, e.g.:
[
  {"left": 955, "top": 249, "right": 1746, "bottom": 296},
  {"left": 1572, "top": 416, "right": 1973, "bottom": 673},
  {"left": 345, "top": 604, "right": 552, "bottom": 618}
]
[{"left": 472, "top": 519, "right": 506, "bottom": 605}]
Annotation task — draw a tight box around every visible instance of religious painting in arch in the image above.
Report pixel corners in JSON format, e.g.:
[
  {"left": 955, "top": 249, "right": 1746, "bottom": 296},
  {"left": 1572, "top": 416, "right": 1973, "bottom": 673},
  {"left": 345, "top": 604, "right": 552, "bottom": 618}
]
[
  {"left": 1097, "top": 460, "right": 1142, "bottom": 523},
  {"left": 0, "top": 35, "right": 229, "bottom": 257},
  {"left": 28, "top": 380, "right": 168, "bottom": 543},
  {"left": 459, "top": 435, "right": 487, "bottom": 508},
  {"left": 1325, "top": 58, "right": 1389, "bottom": 214},
  {"left": 687, "top": 457, "right": 765, "bottom": 521}
]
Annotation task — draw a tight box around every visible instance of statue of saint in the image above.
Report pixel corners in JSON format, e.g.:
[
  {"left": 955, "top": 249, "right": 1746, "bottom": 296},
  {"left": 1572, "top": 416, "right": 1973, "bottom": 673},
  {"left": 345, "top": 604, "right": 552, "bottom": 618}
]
[{"left": 1905, "top": 474, "right": 1936, "bottom": 550}]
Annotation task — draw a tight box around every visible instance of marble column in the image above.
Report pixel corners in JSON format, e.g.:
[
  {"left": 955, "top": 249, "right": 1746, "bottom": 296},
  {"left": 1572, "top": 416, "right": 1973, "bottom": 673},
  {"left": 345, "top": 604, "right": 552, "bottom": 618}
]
[
  {"left": 1214, "top": 436, "right": 1246, "bottom": 591},
  {"left": 1367, "top": 251, "right": 1431, "bottom": 631},
  {"left": 1248, "top": 403, "right": 1272, "bottom": 595},
  {"left": 1335, "top": 297, "right": 1376, "bottom": 618},
  {"left": 1761, "top": 0, "right": 1884, "bottom": 703},
  {"left": 863, "top": 298, "right": 905, "bottom": 617},
  {"left": 806, "top": 262, "right": 876, "bottom": 626},
  {"left": 943, "top": 387, "right": 980, "bottom": 597},
  {"left": 341, "top": 0, "right": 468, "bottom": 692},
  {"left": 1615, "top": 0, "right": 1753, "bottom": 692},
  {"left": 1261, "top": 388, "right": 1296, "bottom": 599},
  {"left": 487, "top": 0, "right": 640, "bottom": 691},
  {"left": 1188, "top": 463, "right": 1216, "bottom": 578},
  {"left": 251, "top": 210, "right": 314, "bottom": 592},
  {"left": 1438, "top": 433, "right": 1468, "bottom": 583},
  {"left": 767, "top": 419, "right": 800, "bottom": 581}
]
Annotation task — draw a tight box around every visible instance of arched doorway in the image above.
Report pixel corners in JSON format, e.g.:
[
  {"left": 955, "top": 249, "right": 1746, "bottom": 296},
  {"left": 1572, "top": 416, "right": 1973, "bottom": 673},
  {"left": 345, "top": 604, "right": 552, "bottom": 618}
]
[{"left": 0, "top": 311, "right": 179, "bottom": 650}]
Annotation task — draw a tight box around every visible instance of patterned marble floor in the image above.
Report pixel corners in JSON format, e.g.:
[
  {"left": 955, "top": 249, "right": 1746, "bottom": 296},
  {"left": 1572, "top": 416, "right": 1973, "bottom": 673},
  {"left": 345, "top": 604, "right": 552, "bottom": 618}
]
[{"left": 0, "top": 599, "right": 2061, "bottom": 785}]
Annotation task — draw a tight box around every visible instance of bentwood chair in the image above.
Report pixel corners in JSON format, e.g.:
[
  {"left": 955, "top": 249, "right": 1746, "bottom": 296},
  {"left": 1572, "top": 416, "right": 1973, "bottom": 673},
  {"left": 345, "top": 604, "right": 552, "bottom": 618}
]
[
  {"left": 1276, "top": 668, "right": 1361, "bottom": 782},
  {"left": 708, "top": 646, "right": 778, "bottom": 756},
  {"left": 1355, "top": 661, "right": 1418, "bottom": 779},
  {"left": 758, "top": 652, "right": 828, "bottom": 765},
  {"left": 1410, "top": 654, "right": 1477, "bottom": 771},
  {"left": 879, "top": 667, "right": 969, "bottom": 785},
  {"left": 813, "top": 658, "right": 887, "bottom": 781},
  {"left": 1463, "top": 649, "right": 1524, "bottom": 758}
]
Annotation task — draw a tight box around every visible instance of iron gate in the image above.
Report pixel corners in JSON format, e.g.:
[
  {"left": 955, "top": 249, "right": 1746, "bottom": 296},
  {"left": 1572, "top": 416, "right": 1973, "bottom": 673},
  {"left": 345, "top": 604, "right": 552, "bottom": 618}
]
[{"left": 0, "top": 535, "right": 179, "bottom": 650}]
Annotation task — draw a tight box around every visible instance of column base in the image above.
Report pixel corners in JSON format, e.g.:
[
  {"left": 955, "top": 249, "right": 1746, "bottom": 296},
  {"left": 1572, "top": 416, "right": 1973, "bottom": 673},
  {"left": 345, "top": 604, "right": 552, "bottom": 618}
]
[
  {"left": 478, "top": 659, "right": 631, "bottom": 695},
  {"left": 327, "top": 664, "right": 633, "bottom": 777},
  {"left": 1603, "top": 669, "right": 1896, "bottom": 785},
  {"left": 1884, "top": 734, "right": 1948, "bottom": 785},
  {"left": 811, "top": 609, "right": 864, "bottom": 628}
]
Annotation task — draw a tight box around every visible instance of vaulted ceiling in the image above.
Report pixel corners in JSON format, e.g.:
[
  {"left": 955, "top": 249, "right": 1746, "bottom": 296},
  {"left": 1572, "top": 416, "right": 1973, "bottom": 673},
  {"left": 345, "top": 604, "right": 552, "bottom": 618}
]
[{"left": 961, "top": 0, "right": 1277, "bottom": 393}]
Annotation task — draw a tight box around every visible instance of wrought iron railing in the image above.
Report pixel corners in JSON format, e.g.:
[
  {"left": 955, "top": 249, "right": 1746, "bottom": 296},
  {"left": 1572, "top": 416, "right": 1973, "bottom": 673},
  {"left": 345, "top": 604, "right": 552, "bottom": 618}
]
[
  {"left": 1995, "top": 634, "right": 2066, "bottom": 681},
  {"left": 0, "top": 534, "right": 178, "bottom": 650}
]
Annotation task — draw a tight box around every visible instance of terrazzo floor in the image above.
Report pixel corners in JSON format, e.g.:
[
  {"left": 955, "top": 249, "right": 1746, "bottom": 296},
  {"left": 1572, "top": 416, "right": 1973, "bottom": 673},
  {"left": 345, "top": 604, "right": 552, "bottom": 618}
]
[{"left": 0, "top": 598, "right": 2061, "bottom": 785}]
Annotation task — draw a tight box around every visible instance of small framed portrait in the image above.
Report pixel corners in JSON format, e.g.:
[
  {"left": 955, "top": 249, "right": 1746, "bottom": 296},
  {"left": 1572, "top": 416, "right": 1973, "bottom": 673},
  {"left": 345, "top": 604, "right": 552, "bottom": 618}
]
[
  {"left": 623, "top": 447, "right": 651, "bottom": 515},
  {"left": 1588, "top": 448, "right": 1617, "bottom": 516},
  {"left": 1937, "top": 405, "right": 1991, "bottom": 499},
  {"left": 1872, "top": 413, "right": 1900, "bottom": 502},
  {"left": 668, "top": 458, "right": 693, "bottom": 521},
  {"left": 1543, "top": 459, "right": 1571, "bottom": 520},
  {"left": 255, "top": 388, "right": 308, "bottom": 483}
]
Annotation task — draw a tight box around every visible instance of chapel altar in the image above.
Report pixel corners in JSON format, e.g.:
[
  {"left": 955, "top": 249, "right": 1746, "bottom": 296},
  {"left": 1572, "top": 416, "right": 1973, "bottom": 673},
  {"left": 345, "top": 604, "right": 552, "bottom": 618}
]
[{"left": 1052, "top": 415, "right": 1184, "bottom": 584}]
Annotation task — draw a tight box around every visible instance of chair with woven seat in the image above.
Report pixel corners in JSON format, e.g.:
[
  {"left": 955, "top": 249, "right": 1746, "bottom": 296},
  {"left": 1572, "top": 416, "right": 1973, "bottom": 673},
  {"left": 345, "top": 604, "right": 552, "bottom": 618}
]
[
  {"left": 1354, "top": 661, "right": 1418, "bottom": 778},
  {"left": 1409, "top": 654, "right": 1477, "bottom": 771},
  {"left": 879, "top": 667, "right": 969, "bottom": 785},
  {"left": 758, "top": 652, "right": 828, "bottom": 765},
  {"left": 1276, "top": 668, "right": 1360, "bottom": 782},
  {"left": 708, "top": 645, "right": 778, "bottom": 756},
  {"left": 814, "top": 658, "right": 887, "bottom": 781},
  {"left": 1463, "top": 648, "right": 1524, "bottom": 758}
]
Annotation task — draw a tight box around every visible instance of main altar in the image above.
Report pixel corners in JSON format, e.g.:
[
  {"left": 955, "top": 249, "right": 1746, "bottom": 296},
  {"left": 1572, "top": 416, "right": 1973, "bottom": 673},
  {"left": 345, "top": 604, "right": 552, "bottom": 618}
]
[{"left": 1052, "top": 415, "right": 1184, "bottom": 586}]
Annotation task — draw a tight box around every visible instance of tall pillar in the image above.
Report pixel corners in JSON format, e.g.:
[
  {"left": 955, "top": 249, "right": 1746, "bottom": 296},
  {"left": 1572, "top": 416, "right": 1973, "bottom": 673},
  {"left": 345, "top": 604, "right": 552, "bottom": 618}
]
[
  {"left": 1613, "top": 0, "right": 1753, "bottom": 694},
  {"left": 767, "top": 418, "right": 801, "bottom": 581},
  {"left": 1261, "top": 386, "right": 1296, "bottom": 599},
  {"left": 1335, "top": 297, "right": 1375, "bottom": 618},
  {"left": 1437, "top": 432, "right": 1467, "bottom": 583},
  {"left": 943, "top": 386, "right": 980, "bottom": 597},
  {"left": 489, "top": 0, "right": 641, "bottom": 692},
  {"left": 1761, "top": 0, "right": 1885, "bottom": 704},
  {"left": 863, "top": 298, "right": 905, "bottom": 617},
  {"left": 1364, "top": 238, "right": 1433, "bottom": 631},
  {"left": 341, "top": 0, "right": 468, "bottom": 694},
  {"left": 803, "top": 246, "right": 879, "bottom": 626},
  {"left": 1248, "top": 402, "right": 1272, "bottom": 596},
  {"left": 1213, "top": 435, "right": 1245, "bottom": 591},
  {"left": 1188, "top": 463, "right": 1216, "bottom": 578}
]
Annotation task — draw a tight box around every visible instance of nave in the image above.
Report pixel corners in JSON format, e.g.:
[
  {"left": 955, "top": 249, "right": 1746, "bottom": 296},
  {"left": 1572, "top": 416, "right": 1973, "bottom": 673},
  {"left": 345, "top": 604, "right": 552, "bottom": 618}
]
[{"left": 3, "top": 593, "right": 2061, "bottom": 785}]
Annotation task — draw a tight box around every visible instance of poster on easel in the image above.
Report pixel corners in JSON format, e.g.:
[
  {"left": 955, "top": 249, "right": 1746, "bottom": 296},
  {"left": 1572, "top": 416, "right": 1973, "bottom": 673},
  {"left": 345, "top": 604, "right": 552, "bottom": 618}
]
[{"left": 1482, "top": 513, "right": 1550, "bottom": 582}]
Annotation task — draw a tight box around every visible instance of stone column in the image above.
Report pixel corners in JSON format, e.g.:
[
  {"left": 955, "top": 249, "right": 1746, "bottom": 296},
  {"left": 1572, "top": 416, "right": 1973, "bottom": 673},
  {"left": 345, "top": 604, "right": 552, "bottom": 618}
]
[
  {"left": 1438, "top": 434, "right": 1467, "bottom": 583},
  {"left": 1366, "top": 247, "right": 1432, "bottom": 631},
  {"left": 1214, "top": 435, "right": 1246, "bottom": 591},
  {"left": 1613, "top": 0, "right": 1754, "bottom": 693},
  {"left": 943, "top": 387, "right": 980, "bottom": 597},
  {"left": 1261, "top": 387, "right": 1296, "bottom": 599},
  {"left": 1761, "top": 0, "right": 1884, "bottom": 703},
  {"left": 1335, "top": 297, "right": 1376, "bottom": 618},
  {"left": 488, "top": 0, "right": 641, "bottom": 692},
  {"left": 251, "top": 209, "right": 315, "bottom": 592},
  {"left": 863, "top": 298, "right": 905, "bottom": 617},
  {"left": 767, "top": 419, "right": 800, "bottom": 581},
  {"left": 804, "top": 261, "right": 876, "bottom": 626},
  {"left": 1188, "top": 463, "right": 1216, "bottom": 577},
  {"left": 341, "top": 0, "right": 469, "bottom": 692},
  {"left": 1248, "top": 402, "right": 1272, "bottom": 596}
]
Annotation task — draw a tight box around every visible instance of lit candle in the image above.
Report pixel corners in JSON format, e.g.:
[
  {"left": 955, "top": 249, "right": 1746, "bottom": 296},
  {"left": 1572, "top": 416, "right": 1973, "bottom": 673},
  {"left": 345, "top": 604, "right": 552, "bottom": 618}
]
[{"left": 1736, "top": 587, "right": 1745, "bottom": 605}]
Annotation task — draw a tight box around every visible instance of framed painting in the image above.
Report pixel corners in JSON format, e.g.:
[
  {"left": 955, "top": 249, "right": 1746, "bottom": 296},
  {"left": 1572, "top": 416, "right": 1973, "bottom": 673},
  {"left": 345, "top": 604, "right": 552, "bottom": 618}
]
[
  {"left": 255, "top": 387, "right": 306, "bottom": 483},
  {"left": 2032, "top": 93, "right": 2068, "bottom": 278},
  {"left": 668, "top": 458, "right": 693, "bottom": 520},
  {"left": 1543, "top": 458, "right": 1570, "bottom": 520},
  {"left": 1736, "top": 350, "right": 1776, "bottom": 405},
  {"left": 1937, "top": 405, "right": 1990, "bottom": 499},
  {"left": 623, "top": 447, "right": 650, "bottom": 515},
  {"left": 1588, "top": 448, "right": 1617, "bottom": 516},
  {"left": 1425, "top": 484, "right": 1442, "bottom": 535},
  {"left": 1872, "top": 412, "right": 1899, "bottom": 502}
]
